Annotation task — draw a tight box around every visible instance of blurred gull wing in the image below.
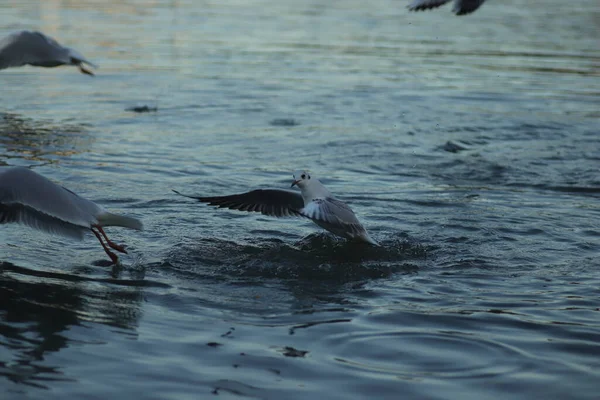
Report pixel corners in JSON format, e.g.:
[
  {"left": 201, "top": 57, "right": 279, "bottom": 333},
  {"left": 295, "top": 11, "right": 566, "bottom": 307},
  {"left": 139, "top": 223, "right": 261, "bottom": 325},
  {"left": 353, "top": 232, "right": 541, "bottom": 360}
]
[
  {"left": 408, "top": 0, "right": 485, "bottom": 14},
  {"left": 0, "top": 202, "right": 87, "bottom": 239},
  {"left": 0, "top": 167, "right": 103, "bottom": 231},
  {"left": 407, "top": 0, "right": 452, "bottom": 12},
  {"left": 0, "top": 30, "right": 97, "bottom": 74},
  {"left": 173, "top": 189, "right": 304, "bottom": 218},
  {"left": 453, "top": 0, "right": 486, "bottom": 15},
  {"left": 0, "top": 167, "right": 142, "bottom": 235}
]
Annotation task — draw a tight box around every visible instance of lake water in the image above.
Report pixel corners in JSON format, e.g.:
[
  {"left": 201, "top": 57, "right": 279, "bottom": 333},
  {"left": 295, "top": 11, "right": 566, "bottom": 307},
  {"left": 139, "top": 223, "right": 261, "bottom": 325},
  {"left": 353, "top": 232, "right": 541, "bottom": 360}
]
[{"left": 1, "top": 0, "right": 599, "bottom": 399}]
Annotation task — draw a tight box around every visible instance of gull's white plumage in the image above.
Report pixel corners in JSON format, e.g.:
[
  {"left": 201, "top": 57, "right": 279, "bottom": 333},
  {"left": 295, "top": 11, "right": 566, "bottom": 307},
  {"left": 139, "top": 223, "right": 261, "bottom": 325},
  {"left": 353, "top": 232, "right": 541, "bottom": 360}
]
[
  {"left": 408, "top": 0, "right": 486, "bottom": 15},
  {"left": 173, "top": 170, "right": 378, "bottom": 245},
  {"left": 0, "top": 30, "right": 97, "bottom": 75},
  {"left": 0, "top": 167, "right": 142, "bottom": 262}
]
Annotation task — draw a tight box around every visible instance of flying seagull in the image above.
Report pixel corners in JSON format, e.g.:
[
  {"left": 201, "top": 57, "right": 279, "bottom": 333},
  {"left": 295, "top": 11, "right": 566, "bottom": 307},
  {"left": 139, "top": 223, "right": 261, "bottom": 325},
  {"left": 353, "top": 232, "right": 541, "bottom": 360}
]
[
  {"left": 0, "top": 30, "right": 97, "bottom": 75},
  {"left": 173, "top": 170, "right": 378, "bottom": 245},
  {"left": 407, "top": 0, "right": 486, "bottom": 15},
  {"left": 0, "top": 167, "right": 142, "bottom": 263}
]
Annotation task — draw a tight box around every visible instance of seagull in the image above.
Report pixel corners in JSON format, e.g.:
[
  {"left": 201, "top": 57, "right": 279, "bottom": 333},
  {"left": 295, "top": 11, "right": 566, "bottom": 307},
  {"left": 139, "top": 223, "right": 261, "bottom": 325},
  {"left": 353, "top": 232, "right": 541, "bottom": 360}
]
[
  {"left": 407, "top": 0, "right": 486, "bottom": 15},
  {"left": 173, "top": 170, "right": 379, "bottom": 245},
  {"left": 0, "top": 30, "right": 97, "bottom": 75},
  {"left": 0, "top": 167, "right": 142, "bottom": 263}
]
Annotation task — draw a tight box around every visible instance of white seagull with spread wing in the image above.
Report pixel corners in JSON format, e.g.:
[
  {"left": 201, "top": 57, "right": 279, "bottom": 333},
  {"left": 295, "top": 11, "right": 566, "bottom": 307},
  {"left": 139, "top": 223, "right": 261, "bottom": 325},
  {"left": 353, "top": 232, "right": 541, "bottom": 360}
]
[{"left": 174, "top": 170, "right": 378, "bottom": 245}]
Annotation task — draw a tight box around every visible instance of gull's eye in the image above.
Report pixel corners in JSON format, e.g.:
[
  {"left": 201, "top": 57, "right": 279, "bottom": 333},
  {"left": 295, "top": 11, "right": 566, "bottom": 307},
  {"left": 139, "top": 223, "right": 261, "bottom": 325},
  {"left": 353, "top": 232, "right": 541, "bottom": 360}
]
[
  {"left": 301, "top": 174, "right": 306, "bottom": 179},
  {"left": 308, "top": 175, "right": 311, "bottom": 179}
]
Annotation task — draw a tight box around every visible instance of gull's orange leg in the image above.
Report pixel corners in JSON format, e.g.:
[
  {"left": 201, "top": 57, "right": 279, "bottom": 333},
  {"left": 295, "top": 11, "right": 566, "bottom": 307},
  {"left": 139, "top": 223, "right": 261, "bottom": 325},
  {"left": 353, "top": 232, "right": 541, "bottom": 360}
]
[
  {"left": 91, "top": 227, "right": 119, "bottom": 264},
  {"left": 93, "top": 225, "right": 128, "bottom": 254}
]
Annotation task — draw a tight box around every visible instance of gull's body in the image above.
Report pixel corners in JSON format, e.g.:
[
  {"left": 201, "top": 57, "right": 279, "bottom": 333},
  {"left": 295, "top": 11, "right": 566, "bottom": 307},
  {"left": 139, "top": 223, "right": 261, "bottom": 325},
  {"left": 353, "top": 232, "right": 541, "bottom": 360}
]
[
  {"left": 0, "top": 30, "right": 97, "bottom": 75},
  {"left": 408, "top": 0, "right": 486, "bottom": 15},
  {"left": 174, "top": 171, "right": 378, "bottom": 245},
  {"left": 0, "top": 167, "right": 142, "bottom": 263}
]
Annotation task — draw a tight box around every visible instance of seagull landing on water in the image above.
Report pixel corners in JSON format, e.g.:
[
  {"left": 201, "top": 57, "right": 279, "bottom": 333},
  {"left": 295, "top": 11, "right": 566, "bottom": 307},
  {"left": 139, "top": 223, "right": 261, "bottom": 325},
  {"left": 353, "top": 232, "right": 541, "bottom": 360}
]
[
  {"left": 407, "top": 0, "right": 486, "bottom": 15},
  {"left": 173, "top": 170, "right": 379, "bottom": 246},
  {"left": 0, "top": 30, "right": 97, "bottom": 75},
  {"left": 0, "top": 167, "right": 142, "bottom": 263}
]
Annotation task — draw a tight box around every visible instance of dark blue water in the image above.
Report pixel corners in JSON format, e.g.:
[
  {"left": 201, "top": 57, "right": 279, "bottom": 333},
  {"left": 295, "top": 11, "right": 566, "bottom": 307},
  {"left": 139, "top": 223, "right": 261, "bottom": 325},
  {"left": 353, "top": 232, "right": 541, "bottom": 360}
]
[{"left": 1, "top": 0, "right": 599, "bottom": 399}]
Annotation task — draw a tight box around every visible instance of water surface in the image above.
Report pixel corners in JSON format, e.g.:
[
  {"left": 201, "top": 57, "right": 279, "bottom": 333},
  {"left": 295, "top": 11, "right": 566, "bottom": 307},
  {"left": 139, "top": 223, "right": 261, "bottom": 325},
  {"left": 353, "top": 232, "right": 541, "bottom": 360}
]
[{"left": 1, "top": 1, "right": 599, "bottom": 399}]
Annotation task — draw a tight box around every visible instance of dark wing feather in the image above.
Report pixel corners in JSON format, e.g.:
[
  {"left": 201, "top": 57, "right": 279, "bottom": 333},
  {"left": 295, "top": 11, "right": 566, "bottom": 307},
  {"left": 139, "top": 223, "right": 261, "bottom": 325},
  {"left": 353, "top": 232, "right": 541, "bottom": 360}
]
[
  {"left": 0, "top": 203, "right": 86, "bottom": 239},
  {"left": 173, "top": 189, "right": 304, "bottom": 218},
  {"left": 454, "top": 0, "right": 485, "bottom": 15},
  {"left": 408, "top": 0, "right": 452, "bottom": 11}
]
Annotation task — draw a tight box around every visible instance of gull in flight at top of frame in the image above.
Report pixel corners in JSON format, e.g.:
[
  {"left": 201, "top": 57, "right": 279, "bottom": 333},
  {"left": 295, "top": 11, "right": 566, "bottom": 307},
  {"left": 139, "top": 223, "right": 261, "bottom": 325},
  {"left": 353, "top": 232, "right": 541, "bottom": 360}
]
[
  {"left": 0, "top": 167, "right": 142, "bottom": 263},
  {"left": 173, "top": 170, "right": 379, "bottom": 246},
  {"left": 408, "top": 0, "right": 486, "bottom": 16},
  {"left": 0, "top": 30, "right": 97, "bottom": 75}
]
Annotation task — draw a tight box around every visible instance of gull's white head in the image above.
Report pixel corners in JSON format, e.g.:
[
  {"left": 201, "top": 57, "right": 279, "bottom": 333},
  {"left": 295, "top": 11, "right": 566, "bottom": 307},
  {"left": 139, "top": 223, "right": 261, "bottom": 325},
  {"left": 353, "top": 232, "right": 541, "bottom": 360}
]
[
  {"left": 291, "top": 170, "right": 313, "bottom": 189},
  {"left": 291, "top": 170, "right": 331, "bottom": 201}
]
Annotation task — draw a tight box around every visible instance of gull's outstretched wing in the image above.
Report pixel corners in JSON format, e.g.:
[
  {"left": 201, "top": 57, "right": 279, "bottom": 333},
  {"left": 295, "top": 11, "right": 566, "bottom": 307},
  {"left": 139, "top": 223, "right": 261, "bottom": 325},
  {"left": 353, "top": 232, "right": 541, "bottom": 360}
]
[
  {"left": 407, "top": 0, "right": 452, "bottom": 12},
  {"left": 0, "top": 202, "right": 87, "bottom": 239},
  {"left": 0, "top": 31, "right": 68, "bottom": 68},
  {"left": 0, "top": 30, "right": 97, "bottom": 74},
  {"left": 0, "top": 167, "right": 102, "bottom": 229},
  {"left": 1, "top": 167, "right": 142, "bottom": 235},
  {"left": 0, "top": 31, "right": 34, "bottom": 69},
  {"left": 173, "top": 189, "right": 304, "bottom": 218}
]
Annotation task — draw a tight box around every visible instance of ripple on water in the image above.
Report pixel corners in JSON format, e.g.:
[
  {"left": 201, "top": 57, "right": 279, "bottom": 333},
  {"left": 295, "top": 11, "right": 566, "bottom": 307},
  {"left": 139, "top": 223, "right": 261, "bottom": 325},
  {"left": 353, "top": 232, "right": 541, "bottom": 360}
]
[{"left": 326, "top": 330, "right": 528, "bottom": 380}]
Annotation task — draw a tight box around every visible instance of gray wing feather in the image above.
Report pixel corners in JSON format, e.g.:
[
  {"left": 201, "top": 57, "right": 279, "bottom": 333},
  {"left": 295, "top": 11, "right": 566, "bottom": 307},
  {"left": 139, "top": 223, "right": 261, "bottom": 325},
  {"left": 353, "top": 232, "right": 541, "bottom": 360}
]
[
  {"left": 173, "top": 189, "right": 304, "bottom": 218},
  {"left": 0, "top": 167, "right": 101, "bottom": 229},
  {"left": 0, "top": 31, "right": 96, "bottom": 71},
  {"left": 0, "top": 203, "right": 86, "bottom": 239},
  {"left": 0, "top": 31, "right": 68, "bottom": 68}
]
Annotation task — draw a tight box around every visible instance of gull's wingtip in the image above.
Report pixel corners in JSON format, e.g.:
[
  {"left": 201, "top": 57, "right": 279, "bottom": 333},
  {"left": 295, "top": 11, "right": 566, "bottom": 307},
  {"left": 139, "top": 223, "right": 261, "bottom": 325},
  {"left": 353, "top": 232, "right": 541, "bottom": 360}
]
[
  {"left": 172, "top": 189, "right": 201, "bottom": 200},
  {"left": 172, "top": 189, "right": 189, "bottom": 197}
]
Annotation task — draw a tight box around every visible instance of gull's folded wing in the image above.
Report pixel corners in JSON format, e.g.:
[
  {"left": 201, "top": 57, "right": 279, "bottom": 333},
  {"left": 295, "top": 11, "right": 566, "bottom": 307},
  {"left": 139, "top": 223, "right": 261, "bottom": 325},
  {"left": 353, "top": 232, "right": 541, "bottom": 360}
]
[
  {"left": 300, "top": 197, "right": 365, "bottom": 234},
  {"left": 173, "top": 189, "right": 304, "bottom": 218}
]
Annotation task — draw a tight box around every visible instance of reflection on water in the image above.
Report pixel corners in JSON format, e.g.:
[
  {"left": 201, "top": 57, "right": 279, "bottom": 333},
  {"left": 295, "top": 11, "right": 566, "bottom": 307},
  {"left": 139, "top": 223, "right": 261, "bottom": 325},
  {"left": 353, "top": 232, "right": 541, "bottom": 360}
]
[
  {"left": 0, "top": 113, "right": 92, "bottom": 164},
  {"left": 0, "top": 262, "right": 144, "bottom": 388}
]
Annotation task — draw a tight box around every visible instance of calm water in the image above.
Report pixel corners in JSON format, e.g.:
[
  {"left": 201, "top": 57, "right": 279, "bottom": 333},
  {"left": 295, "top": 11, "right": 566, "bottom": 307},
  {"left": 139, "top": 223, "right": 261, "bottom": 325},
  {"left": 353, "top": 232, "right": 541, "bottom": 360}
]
[{"left": 1, "top": 0, "right": 599, "bottom": 398}]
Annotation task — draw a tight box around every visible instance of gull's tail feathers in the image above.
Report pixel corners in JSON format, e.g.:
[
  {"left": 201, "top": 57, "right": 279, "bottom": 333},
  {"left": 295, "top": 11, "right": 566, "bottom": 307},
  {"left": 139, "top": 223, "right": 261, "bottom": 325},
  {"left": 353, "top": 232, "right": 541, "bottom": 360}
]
[
  {"left": 360, "top": 232, "right": 380, "bottom": 246},
  {"left": 96, "top": 212, "right": 143, "bottom": 230}
]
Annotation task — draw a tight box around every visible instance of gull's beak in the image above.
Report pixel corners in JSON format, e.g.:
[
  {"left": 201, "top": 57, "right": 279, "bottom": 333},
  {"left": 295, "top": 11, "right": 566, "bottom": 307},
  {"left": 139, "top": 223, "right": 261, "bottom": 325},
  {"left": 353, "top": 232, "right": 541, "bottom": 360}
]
[{"left": 291, "top": 179, "right": 300, "bottom": 188}]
